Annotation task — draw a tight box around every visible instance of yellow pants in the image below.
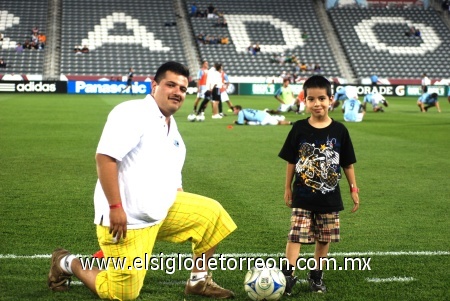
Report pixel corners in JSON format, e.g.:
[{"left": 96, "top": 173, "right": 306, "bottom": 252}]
[{"left": 95, "top": 191, "right": 237, "bottom": 300}]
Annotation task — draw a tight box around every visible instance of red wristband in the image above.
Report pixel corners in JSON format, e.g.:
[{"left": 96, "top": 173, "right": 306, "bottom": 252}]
[
  {"left": 109, "top": 203, "right": 122, "bottom": 209},
  {"left": 350, "top": 187, "right": 359, "bottom": 193}
]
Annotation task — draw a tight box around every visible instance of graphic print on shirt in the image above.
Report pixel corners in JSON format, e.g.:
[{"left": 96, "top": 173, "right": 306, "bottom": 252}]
[{"left": 296, "top": 137, "right": 341, "bottom": 194}]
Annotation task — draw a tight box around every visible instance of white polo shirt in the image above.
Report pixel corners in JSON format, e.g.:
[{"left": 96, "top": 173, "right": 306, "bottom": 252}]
[{"left": 94, "top": 95, "right": 186, "bottom": 229}]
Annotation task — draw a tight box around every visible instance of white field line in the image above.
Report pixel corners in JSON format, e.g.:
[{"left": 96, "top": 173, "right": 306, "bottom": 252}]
[
  {"left": 0, "top": 250, "right": 449, "bottom": 260},
  {"left": 73, "top": 277, "right": 414, "bottom": 287},
  {"left": 366, "top": 276, "right": 415, "bottom": 283}
]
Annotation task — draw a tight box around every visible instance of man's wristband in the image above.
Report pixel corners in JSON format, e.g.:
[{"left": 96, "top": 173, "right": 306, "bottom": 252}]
[
  {"left": 350, "top": 187, "right": 359, "bottom": 193},
  {"left": 109, "top": 203, "right": 122, "bottom": 209}
]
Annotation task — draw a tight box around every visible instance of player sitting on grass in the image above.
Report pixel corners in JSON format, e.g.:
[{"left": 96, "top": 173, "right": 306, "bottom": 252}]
[
  {"left": 342, "top": 86, "right": 365, "bottom": 122},
  {"left": 266, "top": 78, "right": 297, "bottom": 114}
]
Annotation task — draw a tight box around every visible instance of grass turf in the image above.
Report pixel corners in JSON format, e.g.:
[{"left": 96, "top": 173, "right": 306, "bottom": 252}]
[{"left": 0, "top": 93, "right": 449, "bottom": 300}]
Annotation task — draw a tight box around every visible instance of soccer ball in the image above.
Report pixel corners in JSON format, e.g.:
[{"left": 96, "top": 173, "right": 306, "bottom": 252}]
[
  {"left": 195, "top": 114, "right": 205, "bottom": 122},
  {"left": 187, "top": 114, "right": 197, "bottom": 122},
  {"left": 244, "top": 267, "right": 286, "bottom": 301}
]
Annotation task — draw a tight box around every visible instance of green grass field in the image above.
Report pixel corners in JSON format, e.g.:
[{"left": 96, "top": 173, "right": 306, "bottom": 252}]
[{"left": 0, "top": 93, "right": 449, "bottom": 301}]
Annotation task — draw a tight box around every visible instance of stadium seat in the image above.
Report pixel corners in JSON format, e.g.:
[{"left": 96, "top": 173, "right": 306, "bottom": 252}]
[{"left": 328, "top": 5, "right": 450, "bottom": 79}]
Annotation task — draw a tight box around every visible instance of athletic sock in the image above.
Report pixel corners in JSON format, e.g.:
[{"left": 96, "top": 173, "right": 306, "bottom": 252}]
[
  {"left": 60, "top": 254, "right": 76, "bottom": 275},
  {"left": 282, "top": 264, "right": 295, "bottom": 277},
  {"left": 189, "top": 271, "right": 208, "bottom": 284}
]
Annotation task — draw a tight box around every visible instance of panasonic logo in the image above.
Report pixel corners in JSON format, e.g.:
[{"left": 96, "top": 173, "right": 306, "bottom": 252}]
[
  {"left": 75, "top": 81, "right": 148, "bottom": 94},
  {"left": 16, "top": 82, "right": 57, "bottom": 92}
]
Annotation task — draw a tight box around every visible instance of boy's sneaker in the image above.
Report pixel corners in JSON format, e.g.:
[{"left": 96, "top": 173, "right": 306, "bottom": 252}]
[
  {"left": 308, "top": 270, "right": 327, "bottom": 293},
  {"left": 185, "top": 275, "right": 235, "bottom": 299},
  {"left": 48, "top": 248, "right": 72, "bottom": 291},
  {"left": 283, "top": 275, "right": 298, "bottom": 296}
]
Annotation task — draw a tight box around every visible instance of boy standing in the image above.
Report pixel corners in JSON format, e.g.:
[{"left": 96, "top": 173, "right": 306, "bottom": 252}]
[{"left": 278, "top": 75, "right": 360, "bottom": 294}]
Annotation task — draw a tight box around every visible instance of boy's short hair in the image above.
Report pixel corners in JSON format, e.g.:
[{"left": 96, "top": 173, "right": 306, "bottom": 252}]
[
  {"left": 234, "top": 105, "right": 242, "bottom": 110},
  {"left": 431, "top": 93, "right": 438, "bottom": 98},
  {"left": 303, "top": 75, "right": 332, "bottom": 97},
  {"left": 154, "top": 61, "right": 190, "bottom": 83}
]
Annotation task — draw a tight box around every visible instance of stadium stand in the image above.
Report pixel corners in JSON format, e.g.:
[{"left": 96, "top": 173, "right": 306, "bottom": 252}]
[
  {"left": 60, "top": 0, "right": 189, "bottom": 76},
  {"left": 1, "top": 0, "right": 448, "bottom": 82},
  {"left": 0, "top": 0, "right": 47, "bottom": 74},
  {"left": 185, "top": 0, "right": 341, "bottom": 80},
  {"left": 328, "top": 5, "right": 450, "bottom": 80}
]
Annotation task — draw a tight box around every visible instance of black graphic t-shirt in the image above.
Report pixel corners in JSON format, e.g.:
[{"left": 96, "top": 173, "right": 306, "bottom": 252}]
[{"left": 279, "top": 118, "right": 356, "bottom": 213}]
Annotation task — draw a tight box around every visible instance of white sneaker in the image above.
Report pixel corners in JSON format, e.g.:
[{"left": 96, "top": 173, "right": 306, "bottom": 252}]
[
  {"left": 212, "top": 114, "right": 222, "bottom": 119},
  {"left": 196, "top": 114, "right": 205, "bottom": 122}
]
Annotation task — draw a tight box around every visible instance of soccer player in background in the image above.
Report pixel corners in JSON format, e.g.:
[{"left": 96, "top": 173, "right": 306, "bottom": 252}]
[
  {"left": 421, "top": 73, "right": 430, "bottom": 93},
  {"left": 120, "top": 67, "right": 134, "bottom": 94},
  {"left": 196, "top": 62, "right": 223, "bottom": 119},
  {"left": 342, "top": 86, "right": 365, "bottom": 122},
  {"left": 278, "top": 75, "right": 360, "bottom": 295},
  {"left": 363, "top": 92, "right": 389, "bottom": 112},
  {"left": 219, "top": 68, "right": 234, "bottom": 115},
  {"left": 330, "top": 85, "right": 351, "bottom": 111},
  {"left": 296, "top": 89, "right": 306, "bottom": 114},
  {"left": 193, "top": 60, "right": 209, "bottom": 113},
  {"left": 266, "top": 78, "right": 296, "bottom": 114},
  {"left": 447, "top": 85, "right": 450, "bottom": 103},
  {"left": 417, "top": 89, "right": 441, "bottom": 113},
  {"left": 232, "top": 105, "right": 292, "bottom": 125}
]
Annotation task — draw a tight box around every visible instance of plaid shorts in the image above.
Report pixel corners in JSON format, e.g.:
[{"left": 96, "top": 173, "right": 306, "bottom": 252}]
[{"left": 288, "top": 208, "right": 340, "bottom": 244}]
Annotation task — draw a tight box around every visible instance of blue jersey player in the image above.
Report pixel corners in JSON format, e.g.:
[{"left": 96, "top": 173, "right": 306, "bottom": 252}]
[
  {"left": 417, "top": 92, "right": 441, "bottom": 113},
  {"left": 342, "top": 86, "right": 365, "bottom": 122},
  {"left": 233, "top": 105, "right": 292, "bottom": 125},
  {"left": 331, "top": 85, "right": 355, "bottom": 111}
]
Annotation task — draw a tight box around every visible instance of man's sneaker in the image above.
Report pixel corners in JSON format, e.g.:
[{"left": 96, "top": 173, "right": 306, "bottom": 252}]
[
  {"left": 308, "top": 270, "right": 327, "bottom": 293},
  {"left": 184, "top": 275, "right": 235, "bottom": 299},
  {"left": 212, "top": 114, "right": 223, "bottom": 119},
  {"left": 283, "top": 275, "right": 298, "bottom": 296},
  {"left": 48, "top": 248, "right": 72, "bottom": 291},
  {"left": 382, "top": 99, "right": 389, "bottom": 107}
]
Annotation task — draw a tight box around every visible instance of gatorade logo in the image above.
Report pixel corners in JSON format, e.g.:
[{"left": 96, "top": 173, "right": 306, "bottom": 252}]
[{"left": 16, "top": 82, "right": 57, "bottom": 92}]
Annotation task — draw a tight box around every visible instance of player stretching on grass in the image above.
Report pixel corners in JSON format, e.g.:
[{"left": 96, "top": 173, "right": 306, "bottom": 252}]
[
  {"left": 48, "top": 62, "right": 237, "bottom": 300},
  {"left": 363, "top": 92, "right": 388, "bottom": 112},
  {"left": 278, "top": 75, "right": 360, "bottom": 295},
  {"left": 417, "top": 88, "right": 441, "bottom": 113}
]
